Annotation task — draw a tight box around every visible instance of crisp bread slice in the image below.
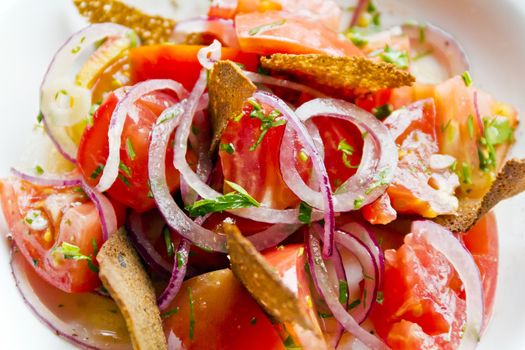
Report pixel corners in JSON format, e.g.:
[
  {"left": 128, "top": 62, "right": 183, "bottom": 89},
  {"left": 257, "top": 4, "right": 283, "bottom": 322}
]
[
  {"left": 97, "top": 229, "right": 167, "bottom": 350},
  {"left": 208, "top": 60, "right": 257, "bottom": 151},
  {"left": 260, "top": 54, "right": 415, "bottom": 92},
  {"left": 435, "top": 158, "right": 525, "bottom": 232}
]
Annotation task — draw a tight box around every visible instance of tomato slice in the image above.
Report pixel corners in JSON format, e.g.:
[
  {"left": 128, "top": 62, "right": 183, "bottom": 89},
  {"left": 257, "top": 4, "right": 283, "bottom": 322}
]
[
  {"left": 210, "top": 0, "right": 342, "bottom": 31},
  {"left": 0, "top": 179, "right": 105, "bottom": 293},
  {"left": 235, "top": 11, "right": 363, "bottom": 56},
  {"left": 162, "top": 269, "right": 285, "bottom": 350},
  {"left": 129, "top": 45, "right": 260, "bottom": 89},
  {"left": 77, "top": 90, "right": 187, "bottom": 212}
]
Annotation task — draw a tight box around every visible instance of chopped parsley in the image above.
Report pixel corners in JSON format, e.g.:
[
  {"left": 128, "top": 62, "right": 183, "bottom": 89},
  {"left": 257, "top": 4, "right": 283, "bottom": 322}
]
[
  {"left": 372, "top": 104, "right": 393, "bottom": 120},
  {"left": 71, "top": 46, "right": 81, "bottom": 54},
  {"left": 37, "top": 112, "right": 44, "bottom": 123},
  {"left": 118, "top": 174, "right": 131, "bottom": 187},
  {"left": 125, "top": 138, "right": 136, "bottom": 161},
  {"left": 160, "top": 307, "right": 179, "bottom": 319},
  {"left": 461, "top": 71, "right": 473, "bottom": 87},
  {"left": 32, "top": 258, "right": 39, "bottom": 266},
  {"left": 35, "top": 165, "right": 44, "bottom": 175},
  {"left": 440, "top": 119, "right": 452, "bottom": 133},
  {"left": 318, "top": 311, "right": 333, "bottom": 319},
  {"left": 344, "top": 28, "right": 369, "bottom": 48},
  {"left": 176, "top": 251, "right": 185, "bottom": 269},
  {"left": 188, "top": 287, "right": 195, "bottom": 340},
  {"left": 90, "top": 164, "right": 104, "bottom": 179},
  {"left": 163, "top": 226, "right": 174, "bottom": 258},
  {"left": 365, "top": 168, "right": 390, "bottom": 195},
  {"left": 348, "top": 299, "right": 361, "bottom": 310},
  {"left": 118, "top": 162, "right": 132, "bottom": 177},
  {"left": 419, "top": 24, "right": 426, "bottom": 44},
  {"left": 379, "top": 46, "right": 409, "bottom": 69},
  {"left": 248, "top": 19, "right": 286, "bottom": 36},
  {"left": 247, "top": 98, "right": 286, "bottom": 151},
  {"left": 54, "top": 242, "right": 99, "bottom": 273},
  {"left": 220, "top": 143, "right": 235, "bottom": 154},
  {"left": 338, "top": 280, "right": 349, "bottom": 305},
  {"left": 250, "top": 317, "right": 257, "bottom": 325},
  {"left": 92, "top": 238, "right": 99, "bottom": 256},
  {"left": 354, "top": 196, "right": 365, "bottom": 210},
  {"left": 126, "top": 30, "right": 139, "bottom": 48},
  {"left": 478, "top": 116, "right": 514, "bottom": 172},
  {"left": 376, "top": 291, "right": 384, "bottom": 304},
  {"left": 337, "top": 139, "right": 358, "bottom": 169},
  {"left": 257, "top": 65, "right": 271, "bottom": 76},
  {"left": 298, "top": 202, "right": 312, "bottom": 224},
  {"left": 461, "top": 162, "right": 472, "bottom": 185},
  {"left": 185, "top": 180, "right": 260, "bottom": 217}
]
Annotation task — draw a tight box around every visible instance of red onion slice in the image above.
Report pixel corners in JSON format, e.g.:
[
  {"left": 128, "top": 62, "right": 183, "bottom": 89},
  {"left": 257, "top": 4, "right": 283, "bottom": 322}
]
[
  {"left": 11, "top": 247, "right": 131, "bottom": 350},
  {"left": 281, "top": 98, "right": 398, "bottom": 212},
  {"left": 150, "top": 100, "right": 300, "bottom": 252},
  {"left": 306, "top": 230, "right": 389, "bottom": 350},
  {"left": 126, "top": 212, "right": 172, "bottom": 276},
  {"left": 402, "top": 22, "right": 470, "bottom": 77},
  {"left": 40, "top": 23, "right": 136, "bottom": 127},
  {"left": 157, "top": 238, "right": 191, "bottom": 310},
  {"left": 172, "top": 17, "right": 240, "bottom": 49},
  {"left": 412, "top": 221, "right": 484, "bottom": 349},
  {"left": 243, "top": 71, "right": 328, "bottom": 98},
  {"left": 96, "top": 79, "right": 187, "bottom": 192},
  {"left": 10, "top": 169, "right": 117, "bottom": 242},
  {"left": 349, "top": 0, "right": 369, "bottom": 28}
]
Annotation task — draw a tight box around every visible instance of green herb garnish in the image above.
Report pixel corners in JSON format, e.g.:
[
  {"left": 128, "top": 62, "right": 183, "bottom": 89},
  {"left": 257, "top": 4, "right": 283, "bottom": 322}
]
[
  {"left": 220, "top": 143, "right": 235, "bottom": 155},
  {"left": 125, "top": 138, "right": 136, "bottom": 161},
  {"left": 163, "top": 226, "right": 174, "bottom": 258},
  {"left": 188, "top": 287, "right": 195, "bottom": 340},
  {"left": 348, "top": 299, "right": 361, "bottom": 310},
  {"left": 298, "top": 202, "right": 312, "bottom": 224},
  {"left": 35, "top": 165, "right": 44, "bottom": 175},
  {"left": 477, "top": 116, "right": 514, "bottom": 172},
  {"left": 354, "top": 196, "right": 365, "bottom": 210},
  {"left": 160, "top": 307, "right": 179, "bottom": 319},
  {"left": 467, "top": 114, "right": 475, "bottom": 138},
  {"left": 176, "top": 251, "right": 185, "bottom": 269},
  {"left": 185, "top": 180, "right": 260, "bottom": 217},
  {"left": 372, "top": 104, "right": 392, "bottom": 120},
  {"left": 37, "top": 112, "right": 44, "bottom": 123},
  {"left": 376, "top": 291, "right": 384, "bottom": 304},
  {"left": 90, "top": 164, "right": 104, "bottom": 179},
  {"left": 365, "top": 168, "right": 390, "bottom": 195},
  {"left": 461, "top": 71, "right": 473, "bottom": 87},
  {"left": 338, "top": 280, "right": 349, "bottom": 305},
  {"left": 338, "top": 139, "right": 358, "bottom": 169},
  {"left": 248, "top": 19, "right": 286, "bottom": 36},
  {"left": 247, "top": 98, "right": 286, "bottom": 151},
  {"left": 119, "top": 162, "right": 132, "bottom": 177},
  {"left": 379, "top": 46, "right": 409, "bottom": 69},
  {"left": 54, "top": 242, "right": 98, "bottom": 273}
]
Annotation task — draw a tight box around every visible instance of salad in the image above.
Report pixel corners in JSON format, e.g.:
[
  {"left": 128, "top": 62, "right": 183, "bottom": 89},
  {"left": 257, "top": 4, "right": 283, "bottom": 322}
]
[{"left": 1, "top": 0, "right": 524, "bottom": 349}]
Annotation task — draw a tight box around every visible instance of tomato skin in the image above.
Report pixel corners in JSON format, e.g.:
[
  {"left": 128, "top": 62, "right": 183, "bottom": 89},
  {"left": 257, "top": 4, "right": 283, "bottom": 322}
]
[
  {"left": 0, "top": 179, "right": 104, "bottom": 293},
  {"left": 162, "top": 269, "right": 285, "bottom": 350},
  {"left": 235, "top": 11, "right": 363, "bottom": 56},
  {"left": 129, "top": 45, "right": 260, "bottom": 89},
  {"left": 78, "top": 91, "right": 183, "bottom": 213}
]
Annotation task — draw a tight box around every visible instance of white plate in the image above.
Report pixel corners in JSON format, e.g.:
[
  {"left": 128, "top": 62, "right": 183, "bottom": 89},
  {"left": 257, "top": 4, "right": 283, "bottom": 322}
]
[{"left": 0, "top": 0, "right": 524, "bottom": 349}]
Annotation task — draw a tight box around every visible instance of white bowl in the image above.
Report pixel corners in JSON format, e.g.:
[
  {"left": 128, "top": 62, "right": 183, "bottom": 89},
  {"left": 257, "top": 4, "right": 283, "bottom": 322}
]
[{"left": 0, "top": 0, "right": 524, "bottom": 348}]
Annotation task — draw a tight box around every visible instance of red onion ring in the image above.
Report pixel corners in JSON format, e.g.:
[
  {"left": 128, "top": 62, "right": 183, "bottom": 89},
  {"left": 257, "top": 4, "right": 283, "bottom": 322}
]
[
  {"left": 157, "top": 238, "right": 191, "bottom": 310},
  {"left": 328, "top": 246, "right": 347, "bottom": 348},
  {"left": 126, "top": 212, "right": 172, "bottom": 276},
  {"left": 96, "top": 79, "right": 187, "bottom": 192},
  {"left": 349, "top": 0, "right": 369, "bottom": 28},
  {"left": 402, "top": 22, "right": 470, "bottom": 77},
  {"left": 281, "top": 98, "right": 398, "bottom": 212},
  {"left": 306, "top": 230, "right": 389, "bottom": 350},
  {"left": 10, "top": 169, "right": 117, "bottom": 242},
  {"left": 412, "top": 221, "right": 483, "bottom": 349},
  {"left": 41, "top": 116, "right": 78, "bottom": 164},
  {"left": 149, "top": 98, "right": 300, "bottom": 252},
  {"left": 243, "top": 71, "right": 328, "bottom": 98},
  {"left": 172, "top": 17, "right": 240, "bottom": 49}
]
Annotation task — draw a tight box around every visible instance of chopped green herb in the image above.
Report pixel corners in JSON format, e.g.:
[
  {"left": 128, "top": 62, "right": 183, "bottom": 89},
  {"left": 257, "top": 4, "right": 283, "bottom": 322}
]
[
  {"left": 372, "top": 104, "right": 392, "bottom": 120},
  {"left": 126, "top": 30, "right": 139, "bottom": 48},
  {"left": 220, "top": 143, "right": 235, "bottom": 154},
  {"left": 362, "top": 131, "right": 369, "bottom": 139},
  {"left": 92, "top": 238, "right": 99, "bottom": 256},
  {"left": 354, "top": 196, "right": 365, "bottom": 210},
  {"left": 371, "top": 12, "right": 381, "bottom": 26},
  {"left": 345, "top": 29, "right": 369, "bottom": 48},
  {"left": 119, "top": 162, "right": 132, "bottom": 177},
  {"left": 461, "top": 162, "right": 472, "bottom": 184},
  {"left": 250, "top": 316, "right": 257, "bottom": 325},
  {"left": 461, "top": 71, "right": 473, "bottom": 87},
  {"left": 248, "top": 19, "right": 286, "bottom": 36},
  {"left": 338, "top": 280, "right": 349, "bottom": 305},
  {"left": 37, "top": 112, "right": 44, "bottom": 123},
  {"left": 477, "top": 116, "right": 514, "bottom": 172},
  {"left": 318, "top": 311, "right": 333, "bottom": 319},
  {"left": 35, "top": 165, "right": 44, "bottom": 175},
  {"left": 247, "top": 99, "right": 286, "bottom": 151},
  {"left": 298, "top": 150, "right": 309, "bottom": 162},
  {"left": 71, "top": 46, "right": 81, "bottom": 54},
  {"left": 90, "top": 164, "right": 104, "bottom": 179},
  {"left": 257, "top": 65, "right": 270, "bottom": 76},
  {"left": 298, "top": 202, "right": 312, "bottom": 224},
  {"left": 125, "top": 138, "right": 136, "bottom": 161},
  {"left": 365, "top": 169, "right": 390, "bottom": 195},
  {"left": 176, "top": 251, "right": 185, "bottom": 268},
  {"left": 185, "top": 180, "right": 260, "bottom": 217},
  {"left": 418, "top": 24, "right": 426, "bottom": 44},
  {"left": 348, "top": 299, "right": 361, "bottom": 310},
  {"left": 440, "top": 119, "right": 452, "bottom": 133},
  {"left": 161, "top": 307, "right": 179, "bottom": 319},
  {"left": 283, "top": 335, "right": 301, "bottom": 350},
  {"left": 378, "top": 46, "right": 409, "bottom": 69},
  {"left": 163, "top": 227, "right": 174, "bottom": 258},
  {"left": 188, "top": 287, "right": 195, "bottom": 340},
  {"left": 54, "top": 242, "right": 98, "bottom": 273},
  {"left": 118, "top": 174, "right": 131, "bottom": 187},
  {"left": 376, "top": 291, "right": 384, "bottom": 304},
  {"left": 32, "top": 258, "right": 38, "bottom": 266},
  {"left": 367, "top": 1, "right": 377, "bottom": 13},
  {"left": 158, "top": 109, "right": 181, "bottom": 124},
  {"left": 467, "top": 114, "right": 475, "bottom": 138},
  {"left": 338, "top": 139, "right": 358, "bottom": 168}
]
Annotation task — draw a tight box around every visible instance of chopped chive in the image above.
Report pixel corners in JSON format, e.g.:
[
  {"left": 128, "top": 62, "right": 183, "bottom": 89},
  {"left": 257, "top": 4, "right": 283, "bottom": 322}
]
[
  {"left": 248, "top": 19, "right": 286, "bottom": 36},
  {"left": 348, "top": 299, "right": 361, "bottom": 310},
  {"left": 163, "top": 227, "right": 174, "bottom": 258},
  {"left": 376, "top": 291, "right": 384, "bottom": 304},
  {"left": 250, "top": 317, "right": 257, "bottom": 325},
  {"left": 418, "top": 24, "right": 426, "bottom": 44},
  {"left": 176, "top": 251, "right": 185, "bottom": 268},
  {"left": 461, "top": 71, "right": 473, "bottom": 87},
  {"left": 188, "top": 287, "right": 195, "bottom": 340},
  {"left": 119, "top": 162, "right": 132, "bottom": 177},
  {"left": 125, "top": 138, "right": 136, "bottom": 161},
  {"left": 338, "top": 280, "right": 349, "bottom": 305},
  {"left": 220, "top": 143, "right": 235, "bottom": 154},
  {"left": 90, "top": 164, "right": 104, "bottom": 179},
  {"left": 37, "top": 112, "right": 44, "bottom": 123},
  {"left": 160, "top": 307, "right": 179, "bottom": 319},
  {"left": 372, "top": 104, "right": 392, "bottom": 120},
  {"left": 298, "top": 202, "right": 312, "bottom": 225},
  {"left": 35, "top": 165, "right": 44, "bottom": 175},
  {"left": 118, "top": 174, "right": 131, "bottom": 187},
  {"left": 92, "top": 238, "right": 99, "bottom": 256},
  {"left": 354, "top": 196, "right": 365, "bottom": 210}
]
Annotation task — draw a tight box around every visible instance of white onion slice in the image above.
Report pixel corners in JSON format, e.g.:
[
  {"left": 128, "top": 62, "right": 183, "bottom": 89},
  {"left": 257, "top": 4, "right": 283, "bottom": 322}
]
[
  {"left": 412, "top": 220, "right": 484, "bottom": 350},
  {"left": 197, "top": 39, "right": 223, "bottom": 70},
  {"left": 243, "top": 71, "right": 328, "bottom": 98},
  {"left": 96, "top": 79, "right": 187, "bottom": 192},
  {"left": 281, "top": 98, "right": 398, "bottom": 212}
]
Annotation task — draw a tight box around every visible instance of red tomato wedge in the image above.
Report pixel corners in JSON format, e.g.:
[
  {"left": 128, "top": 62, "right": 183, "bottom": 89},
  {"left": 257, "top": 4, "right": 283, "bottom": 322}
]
[
  {"left": 162, "top": 269, "right": 285, "bottom": 350},
  {"left": 129, "top": 45, "right": 260, "bottom": 89},
  {"left": 0, "top": 179, "right": 107, "bottom": 293},
  {"left": 370, "top": 214, "right": 498, "bottom": 349},
  {"left": 235, "top": 11, "right": 363, "bottom": 56},
  {"left": 78, "top": 90, "right": 188, "bottom": 213},
  {"left": 210, "top": 0, "right": 342, "bottom": 31}
]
